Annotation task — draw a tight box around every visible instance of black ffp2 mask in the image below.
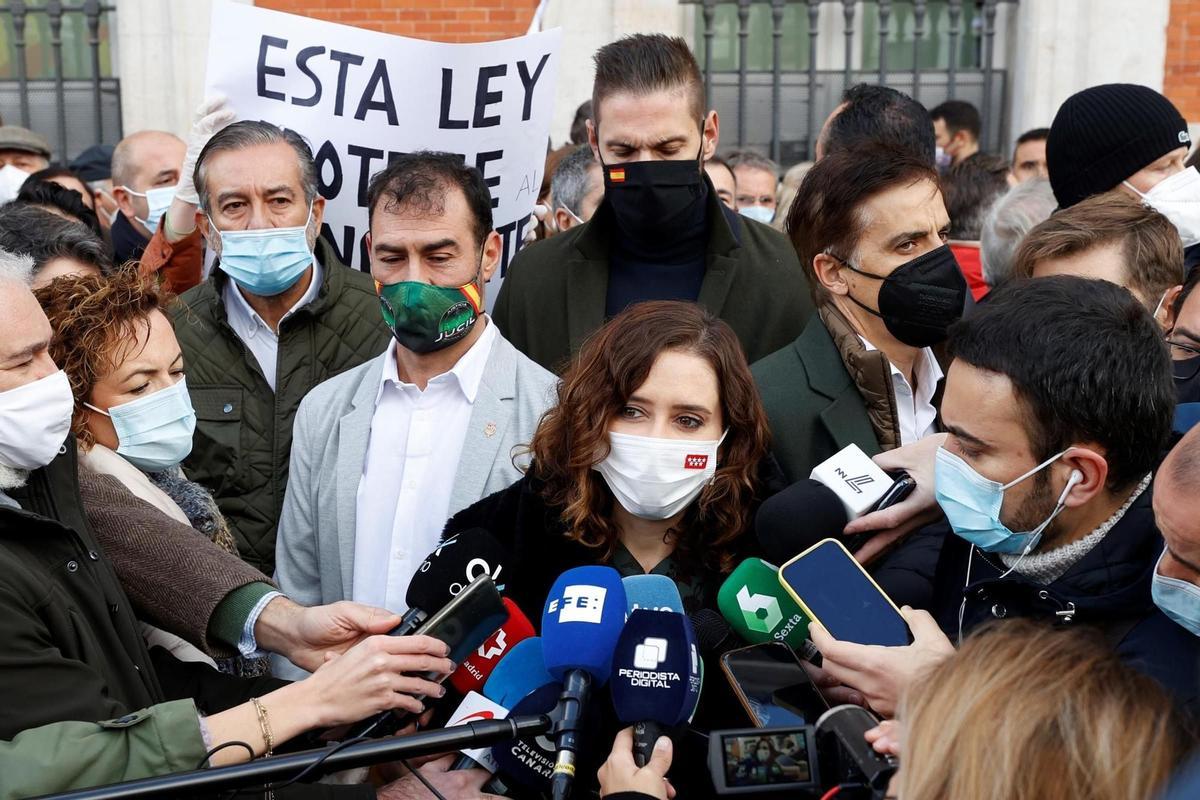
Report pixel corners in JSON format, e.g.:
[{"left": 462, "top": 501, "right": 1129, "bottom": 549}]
[
  {"left": 840, "top": 244, "right": 967, "bottom": 348},
  {"left": 600, "top": 141, "right": 707, "bottom": 243}
]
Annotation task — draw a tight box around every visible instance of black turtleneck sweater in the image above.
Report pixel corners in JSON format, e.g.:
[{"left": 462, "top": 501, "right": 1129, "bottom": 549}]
[{"left": 604, "top": 180, "right": 711, "bottom": 318}]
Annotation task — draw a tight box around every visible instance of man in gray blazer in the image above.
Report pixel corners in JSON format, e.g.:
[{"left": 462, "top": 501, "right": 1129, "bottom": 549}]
[{"left": 273, "top": 153, "right": 556, "bottom": 677}]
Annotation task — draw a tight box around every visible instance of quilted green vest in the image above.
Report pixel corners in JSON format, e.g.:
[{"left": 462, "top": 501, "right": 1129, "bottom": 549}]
[{"left": 170, "top": 242, "right": 389, "bottom": 575}]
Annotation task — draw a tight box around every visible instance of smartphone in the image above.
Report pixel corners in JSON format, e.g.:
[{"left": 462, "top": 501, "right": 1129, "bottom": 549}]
[
  {"left": 720, "top": 642, "right": 829, "bottom": 727},
  {"left": 708, "top": 726, "right": 821, "bottom": 795},
  {"left": 412, "top": 574, "right": 510, "bottom": 674},
  {"left": 778, "top": 539, "right": 911, "bottom": 647},
  {"left": 869, "top": 472, "right": 916, "bottom": 513}
]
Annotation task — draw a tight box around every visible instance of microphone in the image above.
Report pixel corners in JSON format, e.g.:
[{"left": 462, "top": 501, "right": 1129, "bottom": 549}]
[
  {"left": 610, "top": 609, "right": 702, "bottom": 767},
  {"left": 482, "top": 637, "right": 557, "bottom": 708},
  {"left": 755, "top": 479, "right": 850, "bottom": 565},
  {"left": 716, "top": 558, "right": 816, "bottom": 660},
  {"left": 541, "top": 566, "right": 628, "bottom": 800},
  {"left": 394, "top": 528, "right": 511, "bottom": 635},
  {"left": 624, "top": 573, "right": 684, "bottom": 613},
  {"left": 445, "top": 691, "right": 511, "bottom": 775},
  {"left": 690, "top": 608, "right": 741, "bottom": 655},
  {"left": 450, "top": 598, "right": 535, "bottom": 695},
  {"left": 489, "top": 682, "right": 568, "bottom": 791},
  {"left": 808, "top": 444, "right": 894, "bottom": 519}
]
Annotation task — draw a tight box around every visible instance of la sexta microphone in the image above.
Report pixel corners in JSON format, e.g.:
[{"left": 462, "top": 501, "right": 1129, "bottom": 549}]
[
  {"left": 610, "top": 609, "right": 702, "bottom": 767},
  {"left": 391, "top": 528, "right": 512, "bottom": 636},
  {"left": 624, "top": 574, "right": 684, "bottom": 613},
  {"left": 755, "top": 479, "right": 850, "bottom": 566},
  {"left": 450, "top": 598, "right": 535, "bottom": 695},
  {"left": 717, "top": 558, "right": 815, "bottom": 660},
  {"left": 542, "top": 566, "right": 627, "bottom": 800}
]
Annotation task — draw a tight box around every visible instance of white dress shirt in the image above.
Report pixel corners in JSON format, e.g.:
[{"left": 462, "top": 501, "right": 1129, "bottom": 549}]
[
  {"left": 222, "top": 261, "right": 323, "bottom": 391},
  {"left": 351, "top": 319, "right": 498, "bottom": 612},
  {"left": 860, "top": 337, "right": 943, "bottom": 445}
]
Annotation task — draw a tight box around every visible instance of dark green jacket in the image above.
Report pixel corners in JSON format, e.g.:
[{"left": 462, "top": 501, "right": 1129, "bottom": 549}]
[
  {"left": 0, "top": 447, "right": 371, "bottom": 798},
  {"left": 493, "top": 183, "right": 814, "bottom": 373},
  {"left": 172, "top": 241, "right": 389, "bottom": 574},
  {"left": 752, "top": 313, "right": 887, "bottom": 485}
]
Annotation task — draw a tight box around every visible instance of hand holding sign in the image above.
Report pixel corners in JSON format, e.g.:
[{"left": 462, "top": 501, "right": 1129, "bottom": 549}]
[{"left": 204, "top": 1, "right": 561, "bottom": 310}]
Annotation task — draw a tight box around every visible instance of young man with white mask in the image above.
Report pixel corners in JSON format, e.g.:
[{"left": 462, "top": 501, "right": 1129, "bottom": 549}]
[
  {"left": 1047, "top": 84, "right": 1200, "bottom": 269},
  {"left": 171, "top": 120, "right": 389, "bottom": 576}
]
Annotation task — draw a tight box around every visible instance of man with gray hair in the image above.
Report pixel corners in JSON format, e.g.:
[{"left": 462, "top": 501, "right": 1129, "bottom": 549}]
[
  {"left": 726, "top": 149, "right": 780, "bottom": 223},
  {"left": 170, "top": 119, "right": 388, "bottom": 574},
  {"left": 549, "top": 144, "right": 603, "bottom": 232},
  {"left": 980, "top": 177, "right": 1057, "bottom": 289}
]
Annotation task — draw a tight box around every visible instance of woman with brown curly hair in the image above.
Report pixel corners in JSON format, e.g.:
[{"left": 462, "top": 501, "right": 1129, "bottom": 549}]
[
  {"left": 36, "top": 268, "right": 252, "bottom": 672},
  {"left": 445, "top": 299, "right": 778, "bottom": 618}
]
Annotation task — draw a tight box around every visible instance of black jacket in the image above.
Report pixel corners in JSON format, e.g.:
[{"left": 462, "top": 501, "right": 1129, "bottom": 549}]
[
  {"left": 875, "top": 483, "right": 1200, "bottom": 711},
  {"left": 0, "top": 446, "right": 368, "bottom": 798}
]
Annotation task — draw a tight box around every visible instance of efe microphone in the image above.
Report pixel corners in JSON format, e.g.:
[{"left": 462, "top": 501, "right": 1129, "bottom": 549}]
[
  {"left": 541, "top": 566, "right": 628, "bottom": 800},
  {"left": 610, "top": 609, "right": 702, "bottom": 767}
]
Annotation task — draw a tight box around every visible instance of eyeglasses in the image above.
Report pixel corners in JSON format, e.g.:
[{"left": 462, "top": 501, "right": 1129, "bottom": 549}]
[{"left": 1166, "top": 337, "right": 1200, "bottom": 381}]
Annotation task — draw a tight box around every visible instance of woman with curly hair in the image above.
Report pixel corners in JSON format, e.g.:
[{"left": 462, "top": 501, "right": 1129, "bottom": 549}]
[
  {"left": 35, "top": 267, "right": 257, "bottom": 673},
  {"left": 445, "top": 299, "right": 779, "bottom": 618}
]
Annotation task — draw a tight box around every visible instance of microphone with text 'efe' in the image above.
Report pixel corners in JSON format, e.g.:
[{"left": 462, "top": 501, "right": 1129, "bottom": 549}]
[
  {"left": 624, "top": 573, "right": 685, "bottom": 614},
  {"left": 541, "top": 565, "right": 628, "bottom": 800},
  {"left": 449, "top": 598, "right": 535, "bottom": 695},
  {"left": 610, "top": 609, "right": 703, "bottom": 767},
  {"left": 717, "top": 558, "right": 816, "bottom": 661},
  {"left": 391, "top": 528, "right": 511, "bottom": 636}
]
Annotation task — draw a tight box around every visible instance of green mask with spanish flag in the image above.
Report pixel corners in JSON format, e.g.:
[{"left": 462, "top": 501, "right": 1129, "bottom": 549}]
[{"left": 375, "top": 279, "right": 484, "bottom": 354}]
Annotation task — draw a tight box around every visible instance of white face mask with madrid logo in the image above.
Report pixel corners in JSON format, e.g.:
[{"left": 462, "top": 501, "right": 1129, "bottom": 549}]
[{"left": 593, "top": 429, "right": 728, "bottom": 520}]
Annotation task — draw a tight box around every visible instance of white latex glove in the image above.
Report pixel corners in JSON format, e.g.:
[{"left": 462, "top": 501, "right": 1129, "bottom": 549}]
[
  {"left": 175, "top": 94, "right": 237, "bottom": 205},
  {"left": 523, "top": 202, "right": 550, "bottom": 244}
]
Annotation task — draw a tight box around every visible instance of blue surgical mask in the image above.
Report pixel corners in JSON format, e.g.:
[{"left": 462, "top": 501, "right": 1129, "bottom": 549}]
[
  {"left": 211, "top": 205, "right": 315, "bottom": 297},
  {"left": 934, "top": 446, "right": 1075, "bottom": 555},
  {"left": 738, "top": 205, "right": 775, "bottom": 225},
  {"left": 85, "top": 378, "right": 196, "bottom": 472},
  {"left": 121, "top": 185, "right": 176, "bottom": 235},
  {"left": 1152, "top": 548, "right": 1200, "bottom": 637}
]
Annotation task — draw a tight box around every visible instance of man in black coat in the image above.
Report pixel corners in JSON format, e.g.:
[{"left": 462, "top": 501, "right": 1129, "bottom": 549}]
[
  {"left": 810, "top": 277, "right": 1200, "bottom": 716},
  {"left": 493, "top": 34, "right": 812, "bottom": 373}
]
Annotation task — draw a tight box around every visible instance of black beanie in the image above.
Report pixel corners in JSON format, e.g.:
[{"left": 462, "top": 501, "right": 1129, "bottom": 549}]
[{"left": 1046, "top": 83, "right": 1190, "bottom": 209}]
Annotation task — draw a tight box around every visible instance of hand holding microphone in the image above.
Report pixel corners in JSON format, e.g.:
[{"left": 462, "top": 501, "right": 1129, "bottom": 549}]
[{"left": 598, "top": 728, "right": 676, "bottom": 800}]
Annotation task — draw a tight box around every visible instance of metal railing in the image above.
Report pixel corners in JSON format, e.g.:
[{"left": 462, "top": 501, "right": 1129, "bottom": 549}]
[
  {"left": 683, "top": 0, "right": 1019, "bottom": 164},
  {"left": 0, "top": 0, "right": 120, "bottom": 162}
]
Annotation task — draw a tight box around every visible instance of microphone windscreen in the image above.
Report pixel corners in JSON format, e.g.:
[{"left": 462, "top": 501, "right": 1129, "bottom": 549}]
[
  {"left": 610, "top": 610, "right": 702, "bottom": 728},
  {"left": 717, "top": 558, "right": 811, "bottom": 649},
  {"left": 490, "top": 682, "right": 562, "bottom": 790},
  {"left": 450, "top": 598, "right": 536, "bottom": 695},
  {"left": 755, "top": 479, "right": 850, "bottom": 565},
  {"left": 481, "top": 637, "right": 556, "bottom": 708},
  {"left": 623, "top": 574, "right": 684, "bottom": 614},
  {"left": 445, "top": 691, "right": 508, "bottom": 773},
  {"left": 541, "top": 566, "right": 627, "bottom": 685},
  {"left": 406, "top": 528, "right": 511, "bottom": 611},
  {"left": 690, "top": 608, "right": 739, "bottom": 655}
]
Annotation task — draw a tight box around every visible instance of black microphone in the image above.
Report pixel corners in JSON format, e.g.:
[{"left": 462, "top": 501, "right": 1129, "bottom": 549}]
[
  {"left": 393, "top": 528, "right": 512, "bottom": 635},
  {"left": 690, "top": 609, "right": 742, "bottom": 656},
  {"left": 755, "top": 479, "right": 850, "bottom": 565}
]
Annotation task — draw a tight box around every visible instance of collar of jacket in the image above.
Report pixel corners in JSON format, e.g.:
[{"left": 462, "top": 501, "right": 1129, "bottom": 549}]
[
  {"left": 570, "top": 172, "right": 743, "bottom": 262},
  {"left": 961, "top": 482, "right": 1163, "bottom": 623},
  {"left": 2, "top": 436, "right": 90, "bottom": 535},
  {"left": 203, "top": 236, "right": 350, "bottom": 329},
  {"left": 817, "top": 303, "right": 901, "bottom": 451}
]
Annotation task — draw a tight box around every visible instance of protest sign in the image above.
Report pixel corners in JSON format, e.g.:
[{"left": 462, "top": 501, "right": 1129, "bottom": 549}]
[{"left": 204, "top": 1, "right": 560, "bottom": 308}]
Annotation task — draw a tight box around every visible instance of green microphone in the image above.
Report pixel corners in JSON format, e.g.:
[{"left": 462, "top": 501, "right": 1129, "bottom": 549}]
[{"left": 717, "top": 557, "right": 814, "bottom": 656}]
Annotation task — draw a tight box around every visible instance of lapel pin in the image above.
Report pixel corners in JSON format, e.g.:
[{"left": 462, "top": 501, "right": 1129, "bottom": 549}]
[{"left": 484, "top": 422, "right": 498, "bottom": 438}]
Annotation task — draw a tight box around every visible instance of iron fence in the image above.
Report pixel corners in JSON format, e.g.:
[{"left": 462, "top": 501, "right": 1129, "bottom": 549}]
[
  {"left": 0, "top": 0, "right": 120, "bottom": 162},
  {"left": 682, "top": 0, "right": 1019, "bottom": 164}
]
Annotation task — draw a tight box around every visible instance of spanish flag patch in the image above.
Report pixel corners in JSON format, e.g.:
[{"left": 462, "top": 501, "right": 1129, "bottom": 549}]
[
  {"left": 609, "top": 167, "right": 626, "bottom": 183},
  {"left": 459, "top": 281, "right": 484, "bottom": 313}
]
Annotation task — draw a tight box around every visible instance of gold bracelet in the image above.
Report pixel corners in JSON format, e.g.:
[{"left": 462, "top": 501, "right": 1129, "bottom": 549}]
[{"left": 251, "top": 697, "right": 274, "bottom": 756}]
